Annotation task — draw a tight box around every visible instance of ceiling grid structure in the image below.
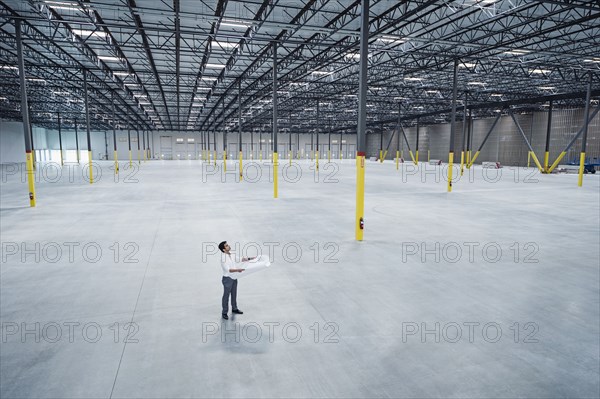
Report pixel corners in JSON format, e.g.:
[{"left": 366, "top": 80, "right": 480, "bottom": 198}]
[{"left": 0, "top": 0, "right": 598, "bottom": 134}]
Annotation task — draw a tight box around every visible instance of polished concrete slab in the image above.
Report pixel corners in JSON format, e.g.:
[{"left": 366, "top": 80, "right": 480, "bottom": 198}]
[{"left": 1, "top": 159, "right": 599, "bottom": 398}]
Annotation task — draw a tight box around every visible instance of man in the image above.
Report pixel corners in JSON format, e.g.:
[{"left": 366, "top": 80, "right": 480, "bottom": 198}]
[{"left": 218, "top": 241, "right": 254, "bottom": 320}]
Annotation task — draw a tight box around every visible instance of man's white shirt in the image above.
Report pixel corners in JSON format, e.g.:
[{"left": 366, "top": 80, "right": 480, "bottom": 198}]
[{"left": 221, "top": 252, "right": 239, "bottom": 279}]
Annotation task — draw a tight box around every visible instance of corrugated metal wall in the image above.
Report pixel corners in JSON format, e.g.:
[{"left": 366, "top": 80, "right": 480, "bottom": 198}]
[{"left": 367, "top": 107, "right": 600, "bottom": 167}]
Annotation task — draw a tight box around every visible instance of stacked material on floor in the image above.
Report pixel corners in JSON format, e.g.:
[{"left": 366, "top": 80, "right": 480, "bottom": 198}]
[{"left": 482, "top": 162, "right": 502, "bottom": 169}]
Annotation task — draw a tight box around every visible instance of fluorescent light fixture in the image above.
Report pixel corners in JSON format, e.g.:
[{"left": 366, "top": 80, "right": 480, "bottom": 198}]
[
  {"left": 583, "top": 58, "right": 600, "bottom": 63},
  {"left": 344, "top": 109, "right": 355, "bottom": 113},
  {"left": 98, "top": 56, "right": 121, "bottom": 62},
  {"left": 378, "top": 35, "right": 405, "bottom": 44},
  {"left": 220, "top": 19, "right": 250, "bottom": 29},
  {"left": 343, "top": 94, "right": 357, "bottom": 98},
  {"left": 490, "top": 93, "right": 503, "bottom": 97},
  {"left": 504, "top": 49, "right": 529, "bottom": 55},
  {"left": 494, "top": 109, "right": 502, "bottom": 112},
  {"left": 425, "top": 90, "right": 439, "bottom": 93},
  {"left": 139, "top": 102, "right": 151, "bottom": 105},
  {"left": 0, "top": 97, "right": 7, "bottom": 100},
  {"left": 113, "top": 71, "right": 130, "bottom": 76},
  {"left": 312, "top": 70, "right": 333, "bottom": 75},
  {"left": 0, "top": 65, "right": 18, "bottom": 70},
  {"left": 45, "top": 2, "right": 82, "bottom": 11},
  {"left": 196, "top": 87, "right": 212, "bottom": 91},
  {"left": 538, "top": 86, "right": 555, "bottom": 90},
  {"left": 26, "top": 78, "right": 46, "bottom": 82},
  {"left": 394, "top": 96, "right": 406, "bottom": 100},
  {"left": 366, "top": 104, "right": 375, "bottom": 107},
  {"left": 192, "top": 103, "right": 203, "bottom": 107},
  {"left": 72, "top": 29, "right": 107, "bottom": 37},
  {"left": 412, "top": 106, "right": 424, "bottom": 109},
  {"left": 214, "top": 41, "right": 238, "bottom": 48},
  {"left": 205, "top": 63, "right": 225, "bottom": 69},
  {"left": 529, "top": 68, "right": 551, "bottom": 74},
  {"left": 404, "top": 77, "right": 422, "bottom": 81},
  {"left": 202, "top": 76, "right": 218, "bottom": 80},
  {"left": 52, "top": 91, "right": 70, "bottom": 95},
  {"left": 467, "top": 81, "right": 486, "bottom": 85},
  {"left": 459, "top": 62, "right": 476, "bottom": 68}
]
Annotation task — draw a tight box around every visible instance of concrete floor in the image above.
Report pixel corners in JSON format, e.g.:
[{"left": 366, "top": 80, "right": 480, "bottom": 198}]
[{"left": 1, "top": 159, "right": 599, "bottom": 398}]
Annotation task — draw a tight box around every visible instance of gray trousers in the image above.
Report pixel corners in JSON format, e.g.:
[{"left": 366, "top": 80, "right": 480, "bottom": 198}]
[{"left": 222, "top": 276, "right": 238, "bottom": 314}]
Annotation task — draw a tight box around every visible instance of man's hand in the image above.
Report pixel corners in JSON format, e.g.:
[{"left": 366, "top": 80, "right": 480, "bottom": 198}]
[{"left": 238, "top": 268, "right": 245, "bottom": 272}]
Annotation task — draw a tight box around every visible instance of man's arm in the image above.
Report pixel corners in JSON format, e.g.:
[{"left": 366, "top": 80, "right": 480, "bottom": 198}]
[{"left": 229, "top": 268, "right": 245, "bottom": 273}]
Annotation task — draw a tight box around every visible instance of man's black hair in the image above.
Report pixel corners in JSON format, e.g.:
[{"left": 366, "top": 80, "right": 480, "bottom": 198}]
[{"left": 218, "top": 241, "right": 227, "bottom": 252}]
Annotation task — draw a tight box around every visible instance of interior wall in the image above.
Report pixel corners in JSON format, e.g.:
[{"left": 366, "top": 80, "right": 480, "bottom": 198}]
[{"left": 366, "top": 107, "right": 600, "bottom": 167}]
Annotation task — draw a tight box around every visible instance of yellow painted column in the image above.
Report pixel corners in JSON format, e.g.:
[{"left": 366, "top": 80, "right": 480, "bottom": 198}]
[
  {"left": 328, "top": 150, "right": 331, "bottom": 163},
  {"left": 239, "top": 151, "right": 243, "bottom": 181},
  {"left": 59, "top": 150, "right": 64, "bottom": 166},
  {"left": 383, "top": 150, "right": 388, "bottom": 161},
  {"left": 396, "top": 150, "right": 399, "bottom": 170},
  {"left": 355, "top": 152, "right": 365, "bottom": 241},
  {"left": 460, "top": 151, "right": 465, "bottom": 176},
  {"left": 214, "top": 150, "right": 217, "bottom": 166},
  {"left": 543, "top": 151, "right": 550, "bottom": 173},
  {"left": 447, "top": 152, "right": 454, "bottom": 192},
  {"left": 379, "top": 150, "right": 383, "bottom": 163},
  {"left": 289, "top": 151, "right": 292, "bottom": 166},
  {"left": 129, "top": 150, "right": 132, "bottom": 167},
  {"left": 223, "top": 151, "right": 227, "bottom": 173},
  {"left": 88, "top": 151, "right": 94, "bottom": 184},
  {"left": 316, "top": 150, "right": 319, "bottom": 170},
  {"left": 114, "top": 151, "right": 119, "bottom": 174},
  {"left": 577, "top": 152, "right": 586, "bottom": 187},
  {"left": 259, "top": 150, "right": 262, "bottom": 161},
  {"left": 415, "top": 150, "right": 419, "bottom": 165},
  {"left": 273, "top": 152, "right": 278, "bottom": 198},
  {"left": 428, "top": 150, "right": 430, "bottom": 162},
  {"left": 26, "top": 151, "right": 36, "bottom": 207}
]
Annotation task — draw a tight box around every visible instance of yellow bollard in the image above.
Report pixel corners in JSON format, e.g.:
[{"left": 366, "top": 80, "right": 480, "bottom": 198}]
[
  {"left": 328, "top": 150, "right": 331, "bottom": 163},
  {"left": 26, "top": 151, "right": 36, "bottom": 207},
  {"left": 88, "top": 151, "right": 93, "bottom": 184},
  {"left": 447, "top": 152, "right": 454, "bottom": 192},
  {"left": 543, "top": 151, "right": 549, "bottom": 173},
  {"left": 128, "top": 150, "right": 132, "bottom": 168},
  {"left": 428, "top": 150, "right": 430, "bottom": 162},
  {"left": 114, "top": 150, "right": 119, "bottom": 174},
  {"left": 460, "top": 151, "right": 465, "bottom": 176},
  {"left": 415, "top": 150, "right": 419, "bottom": 165},
  {"left": 578, "top": 152, "right": 586, "bottom": 187},
  {"left": 239, "top": 151, "right": 243, "bottom": 181},
  {"left": 289, "top": 151, "right": 292, "bottom": 166},
  {"left": 214, "top": 150, "right": 217, "bottom": 166},
  {"left": 396, "top": 150, "right": 399, "bottom": 170},
  {"left": 316, "top": 150, "right": 319, "bottom": 170},
  {"left": 223, "top": 151, "right": 227, "bottom": 172},
  {"left": 273, "top": 152, "right": 278, "bottom": 198},
  {"left": 468, "top": 151, "right": 481, "bottom": 168},
  {"left": 379, "top": 150, "right": 383, "bottom": 163},
  {"left": 355, "top": 152, "right": 365, "bottom": 241}
]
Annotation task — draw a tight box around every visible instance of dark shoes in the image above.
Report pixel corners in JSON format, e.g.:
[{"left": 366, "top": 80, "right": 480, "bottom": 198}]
[
  {"left": 232, "top": 309, "right": 243, "bottom": 314},
  {"left": 222, "top": 314, "right": 229, "bottom": 320}
]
